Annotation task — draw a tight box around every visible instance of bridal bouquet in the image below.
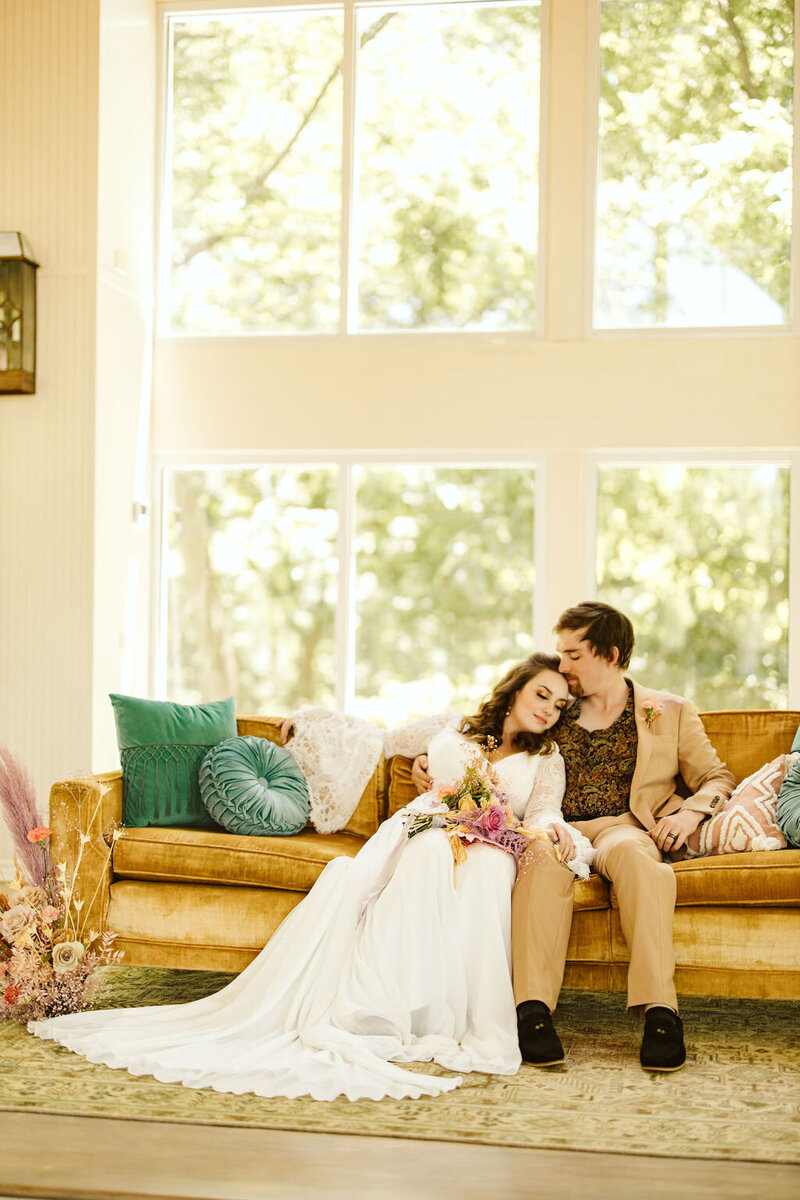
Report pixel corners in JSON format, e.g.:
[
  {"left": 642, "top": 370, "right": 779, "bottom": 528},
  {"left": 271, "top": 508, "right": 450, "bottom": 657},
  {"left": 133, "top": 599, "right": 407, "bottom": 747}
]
[
  {"left": 0, "top": 745, "right": 124, "bottom": 1024},
  {"left": 405, "top": 751, "right": 551, "bottom": 867}
]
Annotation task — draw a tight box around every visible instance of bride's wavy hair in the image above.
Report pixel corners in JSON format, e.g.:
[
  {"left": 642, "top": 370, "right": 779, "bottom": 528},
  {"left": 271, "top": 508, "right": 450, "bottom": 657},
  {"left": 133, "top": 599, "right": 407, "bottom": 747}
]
[{"left": 458, "top": 652, "right": 564, "bottom": 756}]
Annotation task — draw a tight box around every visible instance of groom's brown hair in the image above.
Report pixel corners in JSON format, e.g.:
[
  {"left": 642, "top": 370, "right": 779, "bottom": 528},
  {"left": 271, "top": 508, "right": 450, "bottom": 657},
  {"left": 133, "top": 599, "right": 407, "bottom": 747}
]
[{"left": 555, "top": 601, "right": 635, "bottom": 670}]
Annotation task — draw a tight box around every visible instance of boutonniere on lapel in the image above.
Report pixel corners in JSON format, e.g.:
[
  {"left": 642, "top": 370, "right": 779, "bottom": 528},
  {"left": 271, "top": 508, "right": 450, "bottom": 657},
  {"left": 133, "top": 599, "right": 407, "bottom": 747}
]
[{"left": 642, "top": 697, "right": 664, "bottom": 729}]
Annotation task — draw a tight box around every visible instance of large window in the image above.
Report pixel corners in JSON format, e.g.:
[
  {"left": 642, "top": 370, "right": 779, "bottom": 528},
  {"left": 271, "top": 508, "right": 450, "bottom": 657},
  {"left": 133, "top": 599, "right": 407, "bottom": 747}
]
[
  {"left": 163, "top": 2, "right": 542, "bottom": 336},
  {"left": 163, "top": 466, "right": 340, "bottom": 710},
  {"left": 595, "top": 461, "right": 790, "bottom": 707},
  {"left": 594, "top": 0, "right": 794, "bottom": 330},
  {"left": 161, "top": 460, "right": 539, "bottom": 723}
]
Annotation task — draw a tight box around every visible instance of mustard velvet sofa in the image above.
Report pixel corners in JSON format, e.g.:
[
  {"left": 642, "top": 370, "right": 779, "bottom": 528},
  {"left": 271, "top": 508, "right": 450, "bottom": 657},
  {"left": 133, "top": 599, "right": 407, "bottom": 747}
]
[{"left": 49, "top": 710, "right": 800, "bottom": 1000}]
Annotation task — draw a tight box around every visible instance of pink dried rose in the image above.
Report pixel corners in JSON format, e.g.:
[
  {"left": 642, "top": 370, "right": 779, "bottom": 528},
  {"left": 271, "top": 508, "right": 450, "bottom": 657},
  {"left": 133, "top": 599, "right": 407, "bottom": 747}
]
[
  {"left": 52, "top": 941, "right": 85, "bottom": 974},
  {"left": 0, "top": 904, "right": 37, "bottom": 941},
  {"left": 479, "top": 804, "right": 508, "bottom": 836},
  {"left": 26, "top": 826, "right": 52, "bottom": 844},
  {"left": 39, "top": 905, "right": 60, "bottom": 924}
]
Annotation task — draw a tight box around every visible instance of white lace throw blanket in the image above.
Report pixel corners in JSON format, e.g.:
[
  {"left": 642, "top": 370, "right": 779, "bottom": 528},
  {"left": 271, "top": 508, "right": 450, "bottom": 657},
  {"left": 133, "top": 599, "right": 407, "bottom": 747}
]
[{"left": 287, "top": 709, "right": 458, "bottom": 834}]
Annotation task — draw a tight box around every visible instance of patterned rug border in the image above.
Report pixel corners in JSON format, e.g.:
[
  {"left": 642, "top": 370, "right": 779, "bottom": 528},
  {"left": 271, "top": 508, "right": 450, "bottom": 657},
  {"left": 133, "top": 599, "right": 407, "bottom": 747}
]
[
  {"left": 6, "top": 1080, "right": 800, "bottom": 1161},
  {"left": 2, "top": 969, "right": 799, "bottom": 1166},
  {"left": 2, "top": 1099, "right": 797, "bottom": 1165}
]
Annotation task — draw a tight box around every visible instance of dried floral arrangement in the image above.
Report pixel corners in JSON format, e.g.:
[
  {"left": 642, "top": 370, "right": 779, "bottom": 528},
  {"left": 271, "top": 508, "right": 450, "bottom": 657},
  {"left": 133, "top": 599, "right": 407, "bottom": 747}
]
[
  {"left": 0, "top": 744, "right": 124, "bottom": 1023},
  {"left": 405, "top": 749, "right": 552, "bottom": 867}
]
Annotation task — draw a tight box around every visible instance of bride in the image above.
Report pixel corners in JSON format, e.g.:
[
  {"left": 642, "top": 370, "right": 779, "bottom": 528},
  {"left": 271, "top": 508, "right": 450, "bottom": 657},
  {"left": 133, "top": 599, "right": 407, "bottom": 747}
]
[{"left": 29, "top": 653, "right": 592, "bottom": 1102}]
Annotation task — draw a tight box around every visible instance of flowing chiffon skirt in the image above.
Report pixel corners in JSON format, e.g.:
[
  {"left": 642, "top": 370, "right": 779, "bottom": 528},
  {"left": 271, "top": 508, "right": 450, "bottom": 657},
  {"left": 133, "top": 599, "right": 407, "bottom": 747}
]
[{"left": 29, "top": 812, "right": 520, "bottom": 1101}]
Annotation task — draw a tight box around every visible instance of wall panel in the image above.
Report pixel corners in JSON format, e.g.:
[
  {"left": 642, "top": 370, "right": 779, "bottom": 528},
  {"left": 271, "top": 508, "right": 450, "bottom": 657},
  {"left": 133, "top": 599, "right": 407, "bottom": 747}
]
[{"left": 0, "top": 0, "right": 101, "bottom": 866}]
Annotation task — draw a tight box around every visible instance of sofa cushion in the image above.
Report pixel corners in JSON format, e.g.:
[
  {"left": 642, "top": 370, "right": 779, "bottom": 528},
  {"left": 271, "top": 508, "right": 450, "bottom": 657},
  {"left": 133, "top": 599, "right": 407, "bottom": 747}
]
[
  {"left": 572, "top": 873, "right": 611, "bottom": 911},
  {"left": 670, "top": 850, "right": 800, "bottom": 906},
  {"left": 111, "top": 694, "right": 237, "bottom": 828},
  {"left": 107, "top": 879, "right": 304, "bottom": 970},
  {"left": 200, "top": 736, "right": 310, "bottom": 836},
  {"left": 112, "top": 826, "right": 366, "bottom": 893}
]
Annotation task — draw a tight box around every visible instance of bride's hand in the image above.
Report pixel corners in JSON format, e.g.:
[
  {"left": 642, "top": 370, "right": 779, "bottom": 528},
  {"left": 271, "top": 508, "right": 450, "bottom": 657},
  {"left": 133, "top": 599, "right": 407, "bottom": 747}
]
[
  {"left": 410, "top": 754, "right": 432, "bottom": 795},
  {"left": 280, "top": 718, "right": 295, "bottom": 745},
  {"left": 549, "top": 824, "right": 576, "bottom": 862}
]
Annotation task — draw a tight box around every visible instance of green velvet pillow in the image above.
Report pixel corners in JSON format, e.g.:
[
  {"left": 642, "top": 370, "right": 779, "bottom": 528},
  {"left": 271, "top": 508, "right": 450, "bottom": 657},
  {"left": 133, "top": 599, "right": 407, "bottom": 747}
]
[
  {"left": 199, "top": 736, "right": 310, "bottom": 836},
  {"left": 110, "top": 694, "right": 237, "bottom": 828}
]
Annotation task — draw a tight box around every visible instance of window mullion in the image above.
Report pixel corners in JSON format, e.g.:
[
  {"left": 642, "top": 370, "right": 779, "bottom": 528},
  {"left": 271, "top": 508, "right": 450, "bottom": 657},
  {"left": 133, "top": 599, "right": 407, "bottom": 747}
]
[
  {"left": 788, "top": 453, "right": 800, "bottom": 708},
  {"left": 340, "top": 2, "right": 357, "bottom": 335},
  {"left": 336, "top": 462, "right": 357, "bottom": 712}
]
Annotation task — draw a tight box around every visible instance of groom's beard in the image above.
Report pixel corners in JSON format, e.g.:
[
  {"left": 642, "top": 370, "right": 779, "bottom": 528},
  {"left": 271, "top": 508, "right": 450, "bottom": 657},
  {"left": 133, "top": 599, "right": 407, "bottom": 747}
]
[{"left": 565, "top": 680, "right": 584, "bottom": 698}]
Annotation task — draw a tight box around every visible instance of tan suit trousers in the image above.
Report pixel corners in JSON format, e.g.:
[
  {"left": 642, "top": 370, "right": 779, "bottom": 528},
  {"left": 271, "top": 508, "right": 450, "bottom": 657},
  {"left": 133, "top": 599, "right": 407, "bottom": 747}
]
[{"left": 511, "top": 814, "right": 678, "bottom": 1014}]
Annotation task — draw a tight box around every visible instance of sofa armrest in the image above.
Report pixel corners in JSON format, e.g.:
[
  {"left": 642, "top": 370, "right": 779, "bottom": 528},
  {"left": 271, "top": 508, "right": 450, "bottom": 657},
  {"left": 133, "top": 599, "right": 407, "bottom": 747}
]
[{"left": 48, "top": 771, "right": 123, "bottom": 936}]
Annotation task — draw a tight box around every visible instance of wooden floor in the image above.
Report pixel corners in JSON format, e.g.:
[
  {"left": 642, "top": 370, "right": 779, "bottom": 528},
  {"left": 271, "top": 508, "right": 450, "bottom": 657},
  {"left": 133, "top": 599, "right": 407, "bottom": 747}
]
[{"left": 1, "top": 1113, "right": 798, "bottom": 1200}]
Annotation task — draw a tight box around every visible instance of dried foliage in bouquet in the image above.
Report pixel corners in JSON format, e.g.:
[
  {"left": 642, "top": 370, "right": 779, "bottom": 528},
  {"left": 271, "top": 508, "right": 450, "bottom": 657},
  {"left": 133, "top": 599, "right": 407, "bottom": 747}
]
[
  {"left": 0, "top": 744, "right": 124, "bottom": 1023},
  {"left": 405, "top": 750, "right": 552, "bottom": 868}
]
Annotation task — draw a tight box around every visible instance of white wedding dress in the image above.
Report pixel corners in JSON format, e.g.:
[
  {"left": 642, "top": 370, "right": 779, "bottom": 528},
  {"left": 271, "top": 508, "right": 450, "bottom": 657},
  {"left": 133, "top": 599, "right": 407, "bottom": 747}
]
[{"left": 29, "top": 727, "right": 585, "bottom": 1102}]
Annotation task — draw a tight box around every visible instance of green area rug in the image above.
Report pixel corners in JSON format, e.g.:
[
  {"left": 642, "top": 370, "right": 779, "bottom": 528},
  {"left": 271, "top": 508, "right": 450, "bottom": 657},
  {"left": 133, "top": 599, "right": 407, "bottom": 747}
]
[{"left": 0, "top": 967, "right": 798, "bottom": 1164}]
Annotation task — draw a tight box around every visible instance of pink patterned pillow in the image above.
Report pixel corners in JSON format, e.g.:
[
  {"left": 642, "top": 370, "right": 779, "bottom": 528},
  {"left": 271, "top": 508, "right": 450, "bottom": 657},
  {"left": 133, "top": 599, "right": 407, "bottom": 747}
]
[{"left": 684, "top": 753, "right": 797, "bottom": 859}]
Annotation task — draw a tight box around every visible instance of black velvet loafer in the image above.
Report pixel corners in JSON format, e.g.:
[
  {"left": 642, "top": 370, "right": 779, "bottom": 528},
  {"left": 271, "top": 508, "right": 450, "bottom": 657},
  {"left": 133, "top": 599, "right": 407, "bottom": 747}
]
[
  {"left": 640, "top": 1007, "right": 686, "bottom": 1072},
  {"left": 517, "top": 1000, "right": 565, "bottom": 1066}
]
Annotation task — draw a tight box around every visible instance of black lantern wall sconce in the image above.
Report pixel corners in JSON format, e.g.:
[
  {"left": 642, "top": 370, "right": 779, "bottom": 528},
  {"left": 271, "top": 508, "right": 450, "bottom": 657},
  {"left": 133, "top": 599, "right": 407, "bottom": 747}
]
[{"left": 0, "top": 233, "right": 39, "bottom": 395}]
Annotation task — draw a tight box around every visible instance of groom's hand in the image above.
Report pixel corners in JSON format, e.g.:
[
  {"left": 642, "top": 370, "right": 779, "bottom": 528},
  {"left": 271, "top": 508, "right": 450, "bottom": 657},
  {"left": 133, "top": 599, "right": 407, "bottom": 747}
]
[
  {"left": 411, "top": 754, "right": 432, "bottom": 794},
  {"left": 649, "top": 809, "right": 703, "bottom": 853}
]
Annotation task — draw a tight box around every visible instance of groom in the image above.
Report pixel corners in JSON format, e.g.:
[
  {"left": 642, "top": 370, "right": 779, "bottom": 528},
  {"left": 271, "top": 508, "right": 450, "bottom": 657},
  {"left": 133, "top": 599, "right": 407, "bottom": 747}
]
[{"left": 411, "top": 601, "right": 734, "bottom": 1071}]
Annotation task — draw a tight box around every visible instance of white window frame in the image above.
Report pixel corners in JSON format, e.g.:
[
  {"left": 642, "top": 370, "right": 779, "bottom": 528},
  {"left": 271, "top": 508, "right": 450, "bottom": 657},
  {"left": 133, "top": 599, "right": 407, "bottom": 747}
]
[
  {"left": 155, "top": 0, "right": 550, "bottom": 343},
  {"left": 584, "top": 0, "right": 800, "bottom": 339},
  {"left": 584, "top": 449, "right": 800, "bottom": 707},
  {"left": 150, "top": 449, "right": 547, "bottom": 710}
]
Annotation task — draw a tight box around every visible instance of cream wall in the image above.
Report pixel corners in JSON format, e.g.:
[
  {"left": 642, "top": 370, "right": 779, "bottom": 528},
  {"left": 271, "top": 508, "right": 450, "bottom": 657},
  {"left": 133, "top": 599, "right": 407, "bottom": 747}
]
[
  {"left": 0, "top": 0, "right": 154, "bottom": 872},
  {"left": 0, "top": 0, "right": 101, "bottom": 869}
]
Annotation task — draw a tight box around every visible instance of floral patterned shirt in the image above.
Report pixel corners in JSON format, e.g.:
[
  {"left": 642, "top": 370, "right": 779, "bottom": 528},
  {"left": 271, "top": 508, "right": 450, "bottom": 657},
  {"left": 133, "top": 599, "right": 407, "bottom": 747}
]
[{"left": 553, "top": 683, "right": 639, "bottom": 821}]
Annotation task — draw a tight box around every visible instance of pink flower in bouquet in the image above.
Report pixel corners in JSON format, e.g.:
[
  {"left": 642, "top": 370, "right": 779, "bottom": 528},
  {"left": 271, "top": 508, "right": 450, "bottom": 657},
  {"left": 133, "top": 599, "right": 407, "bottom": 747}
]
[
  {"left": 3, "top": 984, "right": 19, "bottom": 1004},
  {"left": 478, "top": 804, "right": 508, "bottom": 837},
  {"left": 437, "top": 785, "right": 456, "bottom": 801},
  {"left": 26, "top": 826, "right": 51, "bottom": 844},
  {"left": 40, "top": 905, "right": 60, "bottom": 924}
]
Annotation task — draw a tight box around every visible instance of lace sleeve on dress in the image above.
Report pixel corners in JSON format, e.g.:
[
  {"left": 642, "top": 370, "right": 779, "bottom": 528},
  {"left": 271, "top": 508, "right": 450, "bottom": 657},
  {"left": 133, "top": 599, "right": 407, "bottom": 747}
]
[
  {"left": 382, "top": 712, "right": 461, "bottom": 760},
  {"left": 522, "top": 749, "right": 566, "bottom": 825},
  {"left": 523, "top": 748, "right": 595, "bottom": 880}
]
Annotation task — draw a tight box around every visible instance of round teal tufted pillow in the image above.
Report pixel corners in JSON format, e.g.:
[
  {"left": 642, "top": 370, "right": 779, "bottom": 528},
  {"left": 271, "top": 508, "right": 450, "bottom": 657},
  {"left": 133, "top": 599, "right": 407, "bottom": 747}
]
[{"left": 199, "top": 736, "right": 310, "bottom": 836}]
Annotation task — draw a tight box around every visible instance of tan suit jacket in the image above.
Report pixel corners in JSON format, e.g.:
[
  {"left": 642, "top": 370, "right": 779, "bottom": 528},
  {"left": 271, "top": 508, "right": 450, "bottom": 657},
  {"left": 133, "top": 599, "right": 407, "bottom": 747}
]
[
  {"left": 627, "top": 678, "right": 734, "bottom": 829},
  {"left": 571, "top": 679, "right": 735, "bottom": 843}
]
